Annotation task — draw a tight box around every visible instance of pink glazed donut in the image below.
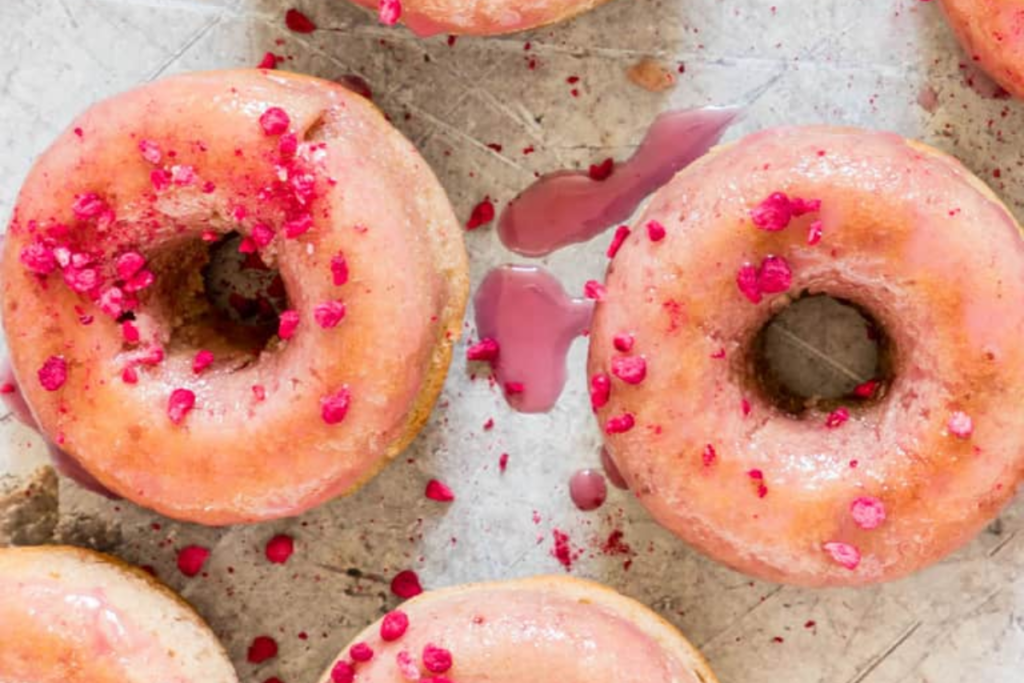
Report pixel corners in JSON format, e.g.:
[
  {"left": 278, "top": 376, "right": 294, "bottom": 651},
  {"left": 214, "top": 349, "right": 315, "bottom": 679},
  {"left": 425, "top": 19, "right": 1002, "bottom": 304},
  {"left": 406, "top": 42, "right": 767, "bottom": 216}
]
[
  {"left": 349, "top": 0, "right": 611, "bottom": 36},
  {"left": 939, "top": 0, "right": 1024, "bottom": 99},
  {"left": 588, "top": 126, "right": 1024, "bottom": 586},
  {"left": 1, "top": 70, "right": 468, "bottom": 525},
  {"left": 317, "top": 576, "right": 717, "bottom": 683}
]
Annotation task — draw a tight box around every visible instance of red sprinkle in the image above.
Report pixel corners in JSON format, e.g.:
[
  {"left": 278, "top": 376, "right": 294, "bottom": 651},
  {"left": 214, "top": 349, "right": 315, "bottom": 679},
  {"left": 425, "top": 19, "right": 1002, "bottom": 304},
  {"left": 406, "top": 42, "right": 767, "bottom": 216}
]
[
  {"left": 850, "top": 496, "right": 886, "bottom": 530},
  {"left": 259, "top": 107, "right": 291, "bottom": 136},
  {"left": 589, "top": 373, "right": 611, "bottom": 411},
  {"left": 252, "top": 223, "right": 275, "bottom": 248},
  {"left": 390, "top": 569, "right": 424, "bottom": 598},
  {"left": 285, "top": 8, "right": 317, "bottom": 33},
  {"left": 167, "top": 388, "right": 196, "bottom": 425},
  {"left": 422, "top": 644, "right": 453, "bottom": 674},
  {"left": 331, "top": 661, "right": 355, "bottom": 683},
  {"left": 278, "top": 310, "right": 300, "bottom": 340},
  {"left": 583, "top": 280, "right": 607, "bottom": 301},
  {"left": 247, "top": 636, "right": 279, "bottom": 664},
  {"left": 425, "top": 479, "right": 455, "bottom": 502},
  {"left": 646, "top": 220, "right": 666, "bottom": 242},
  {"left": 257, "top": 52, "right": 280, "bottom": 70},
  {"left": 505, "top": 381, "right": 525, "bottom": 395},
  {"left": 606, "top": 225, "right": 631, "bottom": 258},
  {"left": 948, "top": 411, "right": 973, "bottom": 439},
  {"left": 350, "top": 642, "right": 374, "bottom": 662},
  {"left": 121, "top": 367, "right": 138, "bottom": 384},
  {"left": 823, "top": 541, "right": 861, "bottom": 570},
  {"left": 314, "top": 301, "right": 347, "bottom": 328},
  {"left": 757, "top": 255, "right": 792, "bottom": 294},
  {"left": 499, "top": 452, "right": 509, "bottom": 472},
  {"left": 396, "top": 651, "right": 419, "bottom": 681},
  {"left": 265, "top": 534, "right": 295, "bottom": 564},
  {"left": 321, "top": 387, "right": 352, "bottom": 425},
  {"left": 331, "top": 253, "right": 350, "bottom": 286},
  {"left": 466, "top": 338, "right": 500, "bottom": 362},
  {"left": 825, "top": 407, "right": 850, "bottom": 429},
  {"left": 613, "top": 333, "right": 634, "bottom": 352},
  {"left": 176, "top": 545, "right": 210, "bottom": 577},
  {"left": 852, "top": 380, "right": 879, "bottom": 398},
  {"left": 380, "top": 610, "right": 410, "bottom": 641},
  {"left": 192, "top": 350, "right": 214, "bottom": 374},
  {"left": 702, "top": 443, "right": 717, "bottom": 467},
  {"left": 466, "top": 198, "right": 495, "bottom": 230},
  {"left": 588, "top": 158, "right": 614, "bottom": 181},
  {"left": 611, "top": 356, "right": 647, "bottom": 384},
  {"left": 604, "top": 413, "right": 635, "bottom": 434},
  {"left": 378, "top": 0, "right": 402, "bottom": 25},
  {"left": 38, "top": 356, "right": 68, "bottom": 391}
]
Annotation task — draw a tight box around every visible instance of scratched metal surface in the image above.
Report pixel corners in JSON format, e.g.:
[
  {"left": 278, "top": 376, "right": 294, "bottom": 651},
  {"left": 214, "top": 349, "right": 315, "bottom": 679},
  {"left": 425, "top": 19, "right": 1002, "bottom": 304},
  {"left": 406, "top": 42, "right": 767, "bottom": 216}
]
[{"left": 1, "top": 1, "right": 1024, "bottom": 682}]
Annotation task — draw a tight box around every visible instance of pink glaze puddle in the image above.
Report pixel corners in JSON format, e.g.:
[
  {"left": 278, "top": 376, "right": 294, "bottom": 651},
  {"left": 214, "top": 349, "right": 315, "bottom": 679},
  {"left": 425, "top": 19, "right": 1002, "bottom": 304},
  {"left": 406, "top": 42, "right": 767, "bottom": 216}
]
[
  {"left": 497, "top": 107, "right": 738, "bottom": 257},
  {"left": 474, "top": 266, "right": 593, "bottom": 413},
  {"left": 569, "top": 468, "right": 607, "bottom": 511},
  {"left": 0, "top": 361, "right": 117, "bottom": 498}
]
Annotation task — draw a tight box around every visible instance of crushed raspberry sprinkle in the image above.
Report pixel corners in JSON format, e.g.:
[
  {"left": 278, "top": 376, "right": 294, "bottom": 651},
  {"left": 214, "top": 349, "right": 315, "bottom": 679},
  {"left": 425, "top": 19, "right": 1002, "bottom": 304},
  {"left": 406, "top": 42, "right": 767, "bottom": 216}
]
[
  {"left": 850, "top": 496, "right": 886, "bottom": 530},
  {"left": 646, "top": 220, "right": 666, "bottom": 242},
  {"left": 247, "top": 636, "right": 278, "bottom": 664},
  {"left": 422, "top": 644, "right": 453, "bottom": 674},
  {"left": 757, "top": 255, "right": 792, "bottom": 294},
  {"left": 948, "top": 411, "right": 973, "bottom": 439},
  {"left": 176, "top": 545, "right": 210, "bottom": 577},
  {"left": 331, "top": 252, "right": 349, "bottom": 286},
  {"left": 192, "top": 350, "right": 214, "bottom": 374},
  {"left": 807, "top": 219, "right": 823, "bottom": 245},
  {"left": 736, "top": 263, "right": 761, "bottom": 304},
  {"left": 285, "top": 8, "right": 317, "bottom": 33},
  {"left": 613, "top": 333, "right": 634, "bottom": 352},
  {"left": 505, "top": 381, "right": 525, "bottom": 395},
  {"left": 278, "top": 310, "right": 300, "bottom": 339},
  {"left": 825, "top": 407, "right": 850, "bottom": 429},
  {"left": 606, "top": 225, "right": 631, "bottom": 258},
  {"left": 590, "top": 373, "right": 611, "bottom": 411},
  {"left": 38, "top": 356, "right": 67, "bottom": 391},
  {"left": 284, "top": 214, "right": 313, "bottom": 238},
  {"left": 747, "top": 469, "right": 768, "bottom": 498},
  {"left": 259, "top": 107, "right": 291, "bottom": 136},
  {"left": 823, "top": 541, "right": 860, "bottom": 570},
  {"left": 252, "top": 223, "right": 275, "bottom": 248},
  {"left": 123, "top": 269, "right": 155, "bottom": 293},
  {"left": 122, "top": 320, "right": 140, "bottom": 343},
  {"left": 852, "top": 380, "right": 878, "bottom": 398},
  {"left": 396, "top": 651, "right": 419, "bottom": 681},
  {"left": 257, "top": 52, "right": 279, "bottom": 70},
  {"left": 265, "top": 534, "right": 295, "bottom": 564},
  {"left": 378, "top": 0, "right": 402, "bottom": 25},
  {"left": 466, "top": 338, "right": 500, "bottom": 362},
  {"left": 702, "top": 443, "right": 717, "bottom": 467},
  {"left": 314, "top": 301, "right": 347, "bottom": 328},
  {"left": 20, "top": 242, "right": 57, "bottom": 275},
  {"left": 97, "top": 286, "right": 123, "bottom": 317},
  {"left": 425, "top": 479, "right": 455, "bottom": 502},
  {"left": 115, "top": 252, "right": 146, "bottom": 281},
  {"left": 350, "top": 643, "right": 374, "bottom": 662},
  {"left": 71, "top": 192, "right": 109, "bottom": 221},
  {"left": 588, "top": 158, "right": 614, "bottom": 181},
  {"left": 331, "top": 661, "right": 355, "bottom": 683},
  {"left": 466, "top": 197, "right": 495, "bottom": 230},
  {"left": 167, "top": 388, "right": 196, "bottom": 425},
  {"left": 583, "top": 280, "right": 607, "bottom": 301},
  {"left": 750, "top": 192, "right": 821, "bottom": 232},
  {"left": 63, "top": 266, "right": 99, "bottom": 293},
  {"left": 380, "top": 610, "right": 410, "bottom": 641},
  {"left": 611, "top": 356, "right": 647, "bottom": 384},
  {"left": 252, "top": 385, "right": 266, "bottom": 401},
  {"left": 321, "top": 387, "right": 352, "bottom": 425},
  {"left": 605, "top": 413, "right": 635, "bottom": 434},
  {"left": 390, "top": 569, "right": 423, "bottom": 598}
]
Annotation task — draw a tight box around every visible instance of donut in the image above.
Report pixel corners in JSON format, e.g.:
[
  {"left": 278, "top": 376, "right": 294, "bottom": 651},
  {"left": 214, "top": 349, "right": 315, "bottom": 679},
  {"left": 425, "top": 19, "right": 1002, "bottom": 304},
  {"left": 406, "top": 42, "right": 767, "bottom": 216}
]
[
  {"left": 1, "top": 69, "right": 468, "bottom": 525},
  {"left": 316, "top": 576, "right": 717, "bottom": 683},
  {"left": 939, "top": 0, "right": 1024, "bottom": 99},
  {"left": 349, "top": 0, "right": 611, "bottom": 36},
  {"left": 588, "top": 126, "right": 1024, "bottom": 586},
  {"left": 0, "top": 545, "right": 236, "bottom": 683}
]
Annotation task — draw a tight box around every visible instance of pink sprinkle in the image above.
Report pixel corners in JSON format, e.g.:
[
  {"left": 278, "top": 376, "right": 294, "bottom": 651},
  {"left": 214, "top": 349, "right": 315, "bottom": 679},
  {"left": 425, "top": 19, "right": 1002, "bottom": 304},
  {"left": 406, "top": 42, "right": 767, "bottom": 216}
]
[
  {"left": 115, "top": 252, "right": 146, "bottom": 281},
  {"left": 807, "top": 219, "right": 823, "bottom": 245},
  {"left": 98, "top": 286, "right": 124, "bottom": 318},
  {"left": 611, "top": 356, "right": 646, "bottom": 384},
  {"left": 122, "top": 367, "right": 138, "bottom": 384},
  {"left": 757, "top": 255, "right": 792, "bottom": 294},
  {"left": 823, "top": 541, "right": 860, "bottom": 570},
  {"left": 736, "top": 263, "right": 762, "bottom": 303},
  {"left": 247, "top": 636, "right": 278, "bottom": 664},
  {"left": 850, "top": 496, "right": 886, "bottom": 530},
  {"left": 425, "top": 479, "right": 455, "bottom": 502},
  {"left": 284, "top": 214, "right": 313, "bottom": 238},
  {"left": 702, "top": 443, "right": 716, "bottom": 467},
  {"left": 265, "top": 534, "right": 294, "bottom": 563},
  {"left": 607, "top": 225, "right": 631, "bottom": 258},
  {"left": 605, "top": 413, "right": 635, "bottom": 434},
  {"left": 646, "top": 220, "right": 666, "bottom": 242},
  {"left": 331, "top": 661, "right": 355, "bottom": 683},
  {"left": 252, "top": 223, "right": 275, "bottom": 248},
  {"left": 948, "top": 411, "right": 973, "bottom": 439},
  {"left": 192, "top": 350, "right": 214, "bottom": 374},
  {"left": 278, "top": 310, "right": 300, "bottom": 340},
  {"left": 321, "top": 387, "right": 352, "bottom": 425},
  {"left": 750, "top": 192, "right": 794, "bottom": 231},
  {"left": 314, "top": 301, "right": 347, "bottom": 329},
  {"left": 350, "top": 643, "right": 374, "bottom": 662},
  {"left": 71, "top": 192, "right": 109, "bottom": 221},
  {"left": 176, "top": 545, "right": 210, "bottom": 577},
  {"left": 259, "top": 107, "right": 291, "bottom": 136},
  {"left": 466, "top": 338, "right": 500, "bottom": 362},
  {"left": 390, "top": 569, "right": 423, "bottom": 598},
  {"left": 584, "top": 280, "right": 607, "bottom": 301},
  {"left": 167, "top": 388, "right": 196, "bottom": 425},
  {"left": 380, "top": 610, "right": 410, "bottom": 641},
  {"left": 378, "top": 0, "right": 402, "bottom": 25},
  {"left": 613, "top": 333, "right": 634, "bottom": 352},
  {"left": 422, "top": 644, "right": 453, "bottom": 674},
  {"left": 589, "top": 373, "right": 611, "bottom": 411},
  {"left": 466, "top": 198, "right": 495, "bottom": 230},
  {"left": 285, "top": 8, "right": 317, "bottom": 33},
  {"left": 20, "top": 242, "right": 57, "bottom": 275},
  {"left": 151, "top": 169, "right": 171, "bottom": 192},
  {"left": 331, "top": 253, "right": 349, "bottom": 286},
  {"left": 825, "top": 407, "right": 849, "bottom": 429},
  {"left": 396, "top": 651, "right": 420, "bottom": 681},
  {"left": 38, "top": 356, "right": 68, "bottom": 391}
]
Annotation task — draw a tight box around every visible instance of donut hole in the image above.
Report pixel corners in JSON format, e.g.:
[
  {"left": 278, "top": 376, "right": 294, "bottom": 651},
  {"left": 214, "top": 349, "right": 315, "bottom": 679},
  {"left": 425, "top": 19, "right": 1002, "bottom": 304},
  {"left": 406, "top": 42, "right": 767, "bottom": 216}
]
[
  {"left": 751, "top": 294, "right": 894, "bottom": 415},
  {"left": 147, "top": 232, "right": 287, "bottom": 364}
]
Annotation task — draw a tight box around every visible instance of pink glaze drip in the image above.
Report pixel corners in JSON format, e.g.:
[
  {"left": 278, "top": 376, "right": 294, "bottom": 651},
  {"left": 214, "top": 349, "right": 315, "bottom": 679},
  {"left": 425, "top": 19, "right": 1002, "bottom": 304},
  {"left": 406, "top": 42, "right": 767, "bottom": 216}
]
[
  {"left": 569, "top": 468, "right": 607, "bottom": 511},
  {"left": 498, "top": 108, "right": 738, "bottom": 257},
  {"left": 600, "top": 447, "right": 629, "bottom": 490},
  {"left": 474, "top": 266, "right": 593, "bottom": 413}
]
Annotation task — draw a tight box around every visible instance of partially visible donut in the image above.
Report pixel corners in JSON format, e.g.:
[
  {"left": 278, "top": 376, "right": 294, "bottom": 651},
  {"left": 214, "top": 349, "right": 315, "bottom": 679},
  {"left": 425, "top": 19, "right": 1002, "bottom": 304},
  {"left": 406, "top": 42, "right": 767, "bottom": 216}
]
[
  {"left": 588, "top": 126, "right": 1024, "bottom": 586},
  {"left": 0, "top": 545, "right": 236, "bottom": 683},
  {"left": 348, "top": 0, "right": 612, "bottom": 36},
  {"left": 1, "top": 70, "right": 468, "bottom": 525},
  {"left": 316, "top": 575, "right": 717, "bottom": 683},
  {"left": 939, "top": 0, "right": 1024, "bottom": 98}
]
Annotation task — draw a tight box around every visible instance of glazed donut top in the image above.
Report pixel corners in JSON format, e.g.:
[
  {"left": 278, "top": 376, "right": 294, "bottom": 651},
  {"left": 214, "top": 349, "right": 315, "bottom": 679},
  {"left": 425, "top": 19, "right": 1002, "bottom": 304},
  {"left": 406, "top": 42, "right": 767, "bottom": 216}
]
[
  {"left": 1, "top": 70, "right": 466, "bottom": 524},
  {"left": 589, "top": 126, "right": 1024, "bottom": 585}
]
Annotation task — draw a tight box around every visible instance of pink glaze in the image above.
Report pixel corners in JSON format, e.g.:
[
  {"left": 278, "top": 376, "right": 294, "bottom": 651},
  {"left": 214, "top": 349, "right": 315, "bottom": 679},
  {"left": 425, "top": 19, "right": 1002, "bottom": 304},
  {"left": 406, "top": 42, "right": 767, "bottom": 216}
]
[
  {"left": 317, "top": 578, "right": 714, "bottom": 683},
  {"left": 346, "top": 0, "right": 610, "bottom": 36},
  {"left": 940, "top": 0, "right": 1024, "bottom": 99},
  {"left": 498, "top": 108, "right": 738, "bottom": 257},
  {"left": 569, "top": 468, "right": 607, "bottom": 511},
  {"left": 1, "top": 70, "right": 467, "bottom": 525},
  {"left": 474, "top": 265, "right": 593, "bottom": 413},
  {"left": 589, "top": 126, "right": 1024, "bottom": 586}
]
